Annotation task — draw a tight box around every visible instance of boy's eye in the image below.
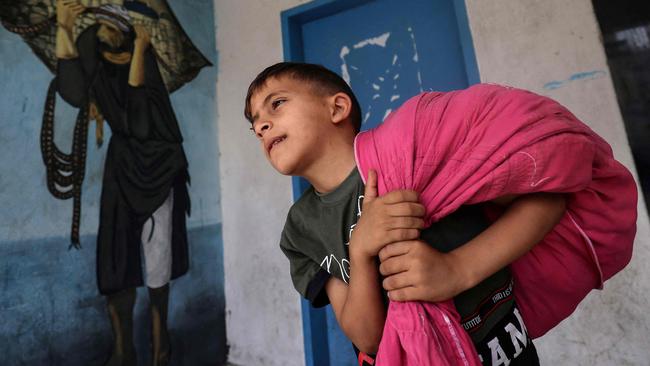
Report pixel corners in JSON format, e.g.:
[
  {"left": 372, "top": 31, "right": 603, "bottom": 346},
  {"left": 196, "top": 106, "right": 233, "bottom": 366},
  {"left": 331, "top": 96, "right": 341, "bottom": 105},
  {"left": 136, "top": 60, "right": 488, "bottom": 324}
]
[{"left": 271, "top": 99, "right": 285, "bottom": 110}]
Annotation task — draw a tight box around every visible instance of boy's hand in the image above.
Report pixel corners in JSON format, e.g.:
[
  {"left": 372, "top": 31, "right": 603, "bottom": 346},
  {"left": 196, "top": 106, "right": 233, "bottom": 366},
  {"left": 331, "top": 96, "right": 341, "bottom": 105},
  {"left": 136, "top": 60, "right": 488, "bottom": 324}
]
[
  {"left": 349, "top": 170, "right": 425, "bottom": 258},
  {"left": 378, "top": 240, "right": 467, "bottom": 302},
  {"left": 378, "top": 193, "right": 568, "bottom": 303}
]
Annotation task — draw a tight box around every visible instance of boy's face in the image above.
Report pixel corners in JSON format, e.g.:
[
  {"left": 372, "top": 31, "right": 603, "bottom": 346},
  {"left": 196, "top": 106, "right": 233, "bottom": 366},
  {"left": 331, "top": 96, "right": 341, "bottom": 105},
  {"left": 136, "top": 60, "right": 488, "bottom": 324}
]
[{"left": 249, "top": 76, "right": 335, "bottom": 176}]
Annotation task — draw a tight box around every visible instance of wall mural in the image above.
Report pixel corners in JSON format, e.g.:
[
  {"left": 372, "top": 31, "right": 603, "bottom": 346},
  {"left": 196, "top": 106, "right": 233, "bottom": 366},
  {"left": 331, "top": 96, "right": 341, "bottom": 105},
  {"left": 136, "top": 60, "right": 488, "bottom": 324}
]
[{"left": 1, "top": 1, "right": 211, "bottom": 364}]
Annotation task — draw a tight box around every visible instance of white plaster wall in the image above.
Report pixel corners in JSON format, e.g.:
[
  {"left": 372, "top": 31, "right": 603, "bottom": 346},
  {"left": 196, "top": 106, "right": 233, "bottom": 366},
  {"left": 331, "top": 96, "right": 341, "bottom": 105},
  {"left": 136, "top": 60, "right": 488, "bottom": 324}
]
[
  {"left": 214, "top": 1, "right": 310, "bottom": 365},
  {"left": 465, "top": 0, "right": 650, "bottom": 364}
]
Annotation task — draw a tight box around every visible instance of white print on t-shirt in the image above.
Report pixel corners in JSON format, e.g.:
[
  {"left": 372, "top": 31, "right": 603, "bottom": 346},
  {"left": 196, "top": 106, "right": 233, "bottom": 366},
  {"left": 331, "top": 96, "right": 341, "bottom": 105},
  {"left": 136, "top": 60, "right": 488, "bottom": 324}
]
[
  {"left": 320, "top": 255, "right": 351, "bottom": 283},
  {"left": 480, "top": 307, "right": 529, "bottom": 366},
  {"left": 321, "top": 194, "right": 364, "bottom": 284},
  {"left": 344, "top": 194, "right": 364, "bottom": 247}
]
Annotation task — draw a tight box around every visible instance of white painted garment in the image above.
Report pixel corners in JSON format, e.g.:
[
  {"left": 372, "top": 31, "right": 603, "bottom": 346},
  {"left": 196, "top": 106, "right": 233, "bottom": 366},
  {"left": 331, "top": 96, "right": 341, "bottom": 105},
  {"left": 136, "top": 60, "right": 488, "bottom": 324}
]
[{"left": 141, "top": 189, "right": 174, "bottom": 289}]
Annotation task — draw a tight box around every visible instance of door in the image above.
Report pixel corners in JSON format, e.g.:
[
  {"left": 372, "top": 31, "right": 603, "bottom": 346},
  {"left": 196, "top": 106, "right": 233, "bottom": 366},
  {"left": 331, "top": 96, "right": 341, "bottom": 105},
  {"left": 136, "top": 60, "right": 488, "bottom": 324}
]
[{"left": 281, "top": 1, "right": 479, "bottom": 364}]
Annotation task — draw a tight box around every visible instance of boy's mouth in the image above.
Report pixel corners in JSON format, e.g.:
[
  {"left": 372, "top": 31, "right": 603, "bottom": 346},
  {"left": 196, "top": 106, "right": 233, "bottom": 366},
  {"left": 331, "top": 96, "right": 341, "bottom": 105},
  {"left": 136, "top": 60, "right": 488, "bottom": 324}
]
[{"left": 267, "top": 136, "right": 286, "bottom": 153}]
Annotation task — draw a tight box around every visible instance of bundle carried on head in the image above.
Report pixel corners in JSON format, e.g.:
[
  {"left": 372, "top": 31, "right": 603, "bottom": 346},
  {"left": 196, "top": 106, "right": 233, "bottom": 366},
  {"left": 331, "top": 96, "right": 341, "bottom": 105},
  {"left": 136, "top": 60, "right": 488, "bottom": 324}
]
[{"left": 0, "top": 0, "right": 210, "bottom": 92}]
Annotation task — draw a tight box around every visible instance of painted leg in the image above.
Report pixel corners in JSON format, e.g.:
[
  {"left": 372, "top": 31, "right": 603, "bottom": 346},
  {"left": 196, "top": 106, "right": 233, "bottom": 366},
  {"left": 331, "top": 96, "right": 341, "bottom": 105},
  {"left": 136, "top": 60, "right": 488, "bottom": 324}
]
[
  {"left": 148, "top": 284, "right": 171, "bottom": 366},
  {"left": 105, "top": 287, "right": 137, "bottom": 366}
]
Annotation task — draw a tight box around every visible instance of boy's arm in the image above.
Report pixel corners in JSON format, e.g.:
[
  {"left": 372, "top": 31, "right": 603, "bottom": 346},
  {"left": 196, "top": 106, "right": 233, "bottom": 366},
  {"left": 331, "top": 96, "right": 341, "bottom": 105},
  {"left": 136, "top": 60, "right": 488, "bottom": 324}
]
[
  {"left": 379, "top": 192, "right": 566, "bottom": 302},
  {"left": 326, "top": 256, "right": 384, "bottom": 354},
  {"left": 327, "top": 170, "right": 425, "bottom": 354}
]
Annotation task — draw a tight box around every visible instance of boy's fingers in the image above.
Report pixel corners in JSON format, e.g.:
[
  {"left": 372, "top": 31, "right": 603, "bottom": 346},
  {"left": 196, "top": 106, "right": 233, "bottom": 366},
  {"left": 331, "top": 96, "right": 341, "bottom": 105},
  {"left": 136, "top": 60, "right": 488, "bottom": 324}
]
[
  {"left": 387, "top": 228, "right": 420, "bottom": 243},
  {"left": 378, "top": 240, "right": 413, "bottom": 262},
  {"left": 382, "top": 189, "right": 419, "bottom": 204},
  {"left": 363, "top": 169, "right": 378, "bottom": 204},
  {"left": 387, "top": 202, "right": 426, "bottom": 217},
  {"left": 387, "top": 287, "right": 418, "bottom": 302},
  {"left": 382, "top": 272, "right": 413, "bottom": 291},
  {"left": 387, "top": 216, "right": 424, "bottom": 230},
  {"left": 379, "top": 256, "right": 409, "bottom": 276}
]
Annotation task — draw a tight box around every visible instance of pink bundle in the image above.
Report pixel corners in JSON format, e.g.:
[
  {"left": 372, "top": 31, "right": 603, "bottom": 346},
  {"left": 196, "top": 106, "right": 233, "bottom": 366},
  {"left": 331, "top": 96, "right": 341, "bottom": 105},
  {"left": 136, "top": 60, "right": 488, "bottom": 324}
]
[{"left": 354, "top": 84, "right": 637, "bottom": 363}]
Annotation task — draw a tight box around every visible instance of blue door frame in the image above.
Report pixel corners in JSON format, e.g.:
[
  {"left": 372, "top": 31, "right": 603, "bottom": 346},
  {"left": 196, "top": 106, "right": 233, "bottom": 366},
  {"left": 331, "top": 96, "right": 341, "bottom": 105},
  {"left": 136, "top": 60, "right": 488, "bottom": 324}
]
[{"left": 280, "top": 1, "right": 479, "bottom": 365}]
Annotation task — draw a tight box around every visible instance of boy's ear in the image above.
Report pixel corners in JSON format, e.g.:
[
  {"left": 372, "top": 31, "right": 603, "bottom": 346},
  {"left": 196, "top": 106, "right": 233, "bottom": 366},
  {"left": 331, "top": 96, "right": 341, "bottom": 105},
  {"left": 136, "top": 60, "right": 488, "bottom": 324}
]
[{"left": 329, "top": 92, "right": 352, "bottom": 125}]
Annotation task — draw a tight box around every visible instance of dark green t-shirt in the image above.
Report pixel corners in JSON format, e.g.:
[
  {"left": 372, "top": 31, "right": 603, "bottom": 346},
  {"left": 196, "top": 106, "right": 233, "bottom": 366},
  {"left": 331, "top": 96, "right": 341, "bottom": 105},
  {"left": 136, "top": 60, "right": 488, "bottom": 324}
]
[{"left": 280, "top": 168, "right": 514, "bottom": 343}]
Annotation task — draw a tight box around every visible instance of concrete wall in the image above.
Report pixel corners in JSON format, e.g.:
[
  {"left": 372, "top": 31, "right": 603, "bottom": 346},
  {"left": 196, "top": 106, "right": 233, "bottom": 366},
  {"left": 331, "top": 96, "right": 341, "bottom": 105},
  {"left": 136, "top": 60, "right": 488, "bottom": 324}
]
[
  {"left": 465, "top": 0, "right": 650, "bottom": 364},
  {"left": 214, "top": 1, "right": 309, "bottom": 365},
  {"left": 216, "top": 1, "right": 650, "bottom": 365},
  {"left": 0, "top": 1, "right": 226, "bottom": 364}
]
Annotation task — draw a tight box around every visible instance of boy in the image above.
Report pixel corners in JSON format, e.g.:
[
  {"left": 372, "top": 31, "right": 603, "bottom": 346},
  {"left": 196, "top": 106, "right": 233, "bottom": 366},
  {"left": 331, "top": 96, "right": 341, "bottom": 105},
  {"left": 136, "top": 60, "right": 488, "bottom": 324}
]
[{"left": 244, "top": 63, "right": 633, "bottom": 364}]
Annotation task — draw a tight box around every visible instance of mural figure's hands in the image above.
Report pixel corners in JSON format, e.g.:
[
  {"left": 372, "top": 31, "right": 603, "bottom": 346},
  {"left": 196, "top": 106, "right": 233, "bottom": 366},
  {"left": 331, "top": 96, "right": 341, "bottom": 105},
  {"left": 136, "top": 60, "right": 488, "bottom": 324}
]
[
  {"left": 133, "top": 25, "right": 151, "bottom": 50},
  {"left": 57, "top": 0, "right": 85, "bottom": 31}
]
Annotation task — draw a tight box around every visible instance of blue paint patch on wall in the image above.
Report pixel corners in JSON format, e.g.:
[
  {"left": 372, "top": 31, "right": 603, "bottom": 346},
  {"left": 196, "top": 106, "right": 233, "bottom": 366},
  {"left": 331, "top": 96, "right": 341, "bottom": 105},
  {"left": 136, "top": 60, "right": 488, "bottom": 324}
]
[
  {"left": 0, "top": 224, "right": 226, "bottom": 366},
  {"left": 543, "top": 70, "right": 607, "bottom": 90}
]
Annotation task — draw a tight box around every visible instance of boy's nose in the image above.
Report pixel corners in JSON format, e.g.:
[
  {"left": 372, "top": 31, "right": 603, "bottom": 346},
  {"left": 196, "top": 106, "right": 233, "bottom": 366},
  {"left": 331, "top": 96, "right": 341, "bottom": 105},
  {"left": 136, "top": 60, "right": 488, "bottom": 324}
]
[{"left": 256, "top": 121, "right": 271, "bottom": 138}]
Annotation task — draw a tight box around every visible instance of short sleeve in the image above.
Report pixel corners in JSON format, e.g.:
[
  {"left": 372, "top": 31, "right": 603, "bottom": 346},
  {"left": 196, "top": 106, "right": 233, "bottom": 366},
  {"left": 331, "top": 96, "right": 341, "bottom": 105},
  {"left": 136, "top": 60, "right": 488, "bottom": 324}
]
[
  {"left": 306, "top": 268, "right": 330, "bottom": 308},
  {"left": 280, "top": 221, "right": 330, "bottom": 307}
]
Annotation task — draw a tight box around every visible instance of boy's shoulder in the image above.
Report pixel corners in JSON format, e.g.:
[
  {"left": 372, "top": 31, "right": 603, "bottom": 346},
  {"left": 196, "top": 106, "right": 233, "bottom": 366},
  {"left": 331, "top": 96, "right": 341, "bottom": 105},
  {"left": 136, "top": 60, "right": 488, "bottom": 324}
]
[
  {"left": 284, "top": 169, "right": 364, "bottom": 234},
  {"left": 281, "top": 190, "right": 314, "bottom": 251},
  {"left": 283, "top": 185, "right": 327, "bottom": 238},
  {"left": 286, "top": 186, "right": 316, "bottom": 220}
]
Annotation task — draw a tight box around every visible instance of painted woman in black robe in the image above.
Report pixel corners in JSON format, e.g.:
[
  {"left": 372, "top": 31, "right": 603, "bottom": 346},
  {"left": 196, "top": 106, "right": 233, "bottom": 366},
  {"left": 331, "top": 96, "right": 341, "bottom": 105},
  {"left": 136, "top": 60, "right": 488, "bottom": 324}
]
[{"left": 55, "top": 1, "right": 189, "bottom": 364}]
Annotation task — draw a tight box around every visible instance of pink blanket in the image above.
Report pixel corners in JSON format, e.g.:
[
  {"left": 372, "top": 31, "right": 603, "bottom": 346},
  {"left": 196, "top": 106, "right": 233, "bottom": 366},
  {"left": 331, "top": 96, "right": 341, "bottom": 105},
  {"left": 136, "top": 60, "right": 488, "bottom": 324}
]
[{"left": 354, "top": 84, "right": 637, "bottom": 363}]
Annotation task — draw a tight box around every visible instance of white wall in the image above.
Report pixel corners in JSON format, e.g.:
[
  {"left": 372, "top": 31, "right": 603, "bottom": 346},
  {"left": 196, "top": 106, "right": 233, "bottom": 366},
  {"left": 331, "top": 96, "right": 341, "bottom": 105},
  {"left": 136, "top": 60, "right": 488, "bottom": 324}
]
[
  {"left": 465, "top": 0, "right": 650, "bottom": 364},
  {"left": 214, "top": 1, "right": 309, "bottom": 365}
]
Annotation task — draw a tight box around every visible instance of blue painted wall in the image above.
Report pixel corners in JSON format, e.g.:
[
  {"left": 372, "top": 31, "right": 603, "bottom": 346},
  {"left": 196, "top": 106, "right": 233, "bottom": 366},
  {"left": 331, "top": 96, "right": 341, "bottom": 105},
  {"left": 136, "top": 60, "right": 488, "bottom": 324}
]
[{"left": 0, "top": 1, "right": 225, "bottom": 365}]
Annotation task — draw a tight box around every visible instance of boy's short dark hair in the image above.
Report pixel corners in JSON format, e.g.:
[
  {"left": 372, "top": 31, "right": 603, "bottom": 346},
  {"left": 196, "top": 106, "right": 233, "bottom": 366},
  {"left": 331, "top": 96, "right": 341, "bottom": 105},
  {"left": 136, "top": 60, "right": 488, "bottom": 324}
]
[{"left": 244, "top": 62, "right": 362, "bottom": 133}]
